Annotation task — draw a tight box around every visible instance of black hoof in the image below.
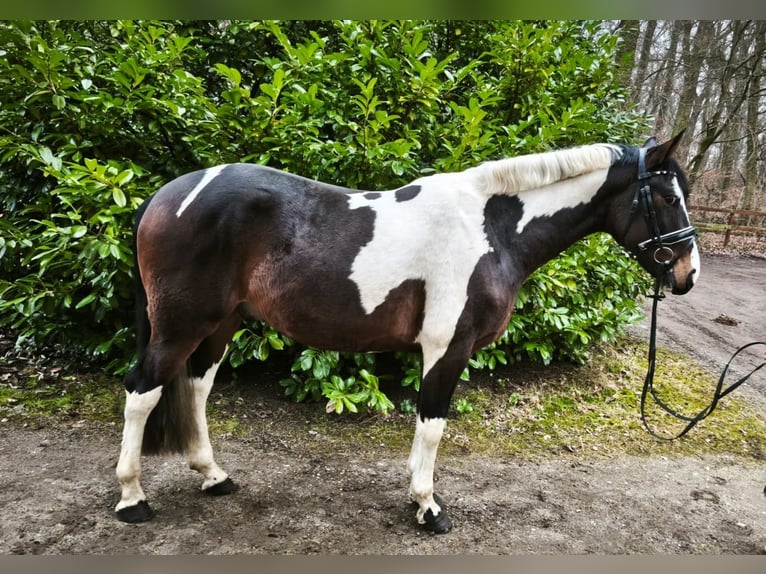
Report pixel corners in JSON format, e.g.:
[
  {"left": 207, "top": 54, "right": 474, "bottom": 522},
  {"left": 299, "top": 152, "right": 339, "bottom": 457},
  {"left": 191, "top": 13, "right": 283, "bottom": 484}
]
[
  {"left": 423, "top": 506, "right": 453, "bottom": 534},
  {"left": 116, "top": 500, "right": 153, "bottom": 523},
  {"left": 412, "top": 493, "right": 453, "bottom": 534},
  {"left": 204, "top": 477, "right": 239, "bottom": 496}
]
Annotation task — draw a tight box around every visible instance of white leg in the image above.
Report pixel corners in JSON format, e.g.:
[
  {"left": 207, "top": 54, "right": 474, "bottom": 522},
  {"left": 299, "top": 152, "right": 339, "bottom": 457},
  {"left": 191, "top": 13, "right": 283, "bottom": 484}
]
[
  {"left": 187, "top": 356, "right": 230, "bottom": 491},
  {"left": 408, "top": 416, "right": 447, "bottom": 524},
  {"left": 115, "top": 386, "right": 162, "bottom": 513}
]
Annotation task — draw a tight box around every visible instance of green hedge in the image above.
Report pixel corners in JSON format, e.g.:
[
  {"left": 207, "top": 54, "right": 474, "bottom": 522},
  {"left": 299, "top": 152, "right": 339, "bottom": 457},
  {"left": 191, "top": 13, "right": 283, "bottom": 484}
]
[{"left": 0, "top": 20, "right": 651, "bottom": 413}]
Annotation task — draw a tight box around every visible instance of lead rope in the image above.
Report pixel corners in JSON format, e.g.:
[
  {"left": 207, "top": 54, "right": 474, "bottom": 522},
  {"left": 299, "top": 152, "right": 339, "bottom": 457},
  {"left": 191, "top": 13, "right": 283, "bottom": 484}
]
[{"left": 640, "top": 275, "right": 766, "bottom": 441}]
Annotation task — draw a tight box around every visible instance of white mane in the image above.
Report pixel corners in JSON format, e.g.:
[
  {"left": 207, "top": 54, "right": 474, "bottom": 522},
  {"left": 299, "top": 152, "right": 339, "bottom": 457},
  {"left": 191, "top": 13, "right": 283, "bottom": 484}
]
[{"left": 473, "top": 144, "right": 622, "bottom": 196}]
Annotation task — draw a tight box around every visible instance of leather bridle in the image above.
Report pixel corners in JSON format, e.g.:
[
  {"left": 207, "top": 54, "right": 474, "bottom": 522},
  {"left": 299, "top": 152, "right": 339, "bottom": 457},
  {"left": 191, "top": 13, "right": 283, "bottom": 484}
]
[
  {"left": 627, "top": 147, "right": 697, "bottom": 275},
  {"left": 627, "top": 148, "right": 764, "bottom": 441}
]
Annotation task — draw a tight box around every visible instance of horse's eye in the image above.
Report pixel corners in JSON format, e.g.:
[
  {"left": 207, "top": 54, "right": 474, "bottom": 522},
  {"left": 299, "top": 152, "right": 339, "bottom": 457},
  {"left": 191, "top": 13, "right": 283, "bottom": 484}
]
[{"left": 663, "top": 194, "right": 679, "bottom": 206}]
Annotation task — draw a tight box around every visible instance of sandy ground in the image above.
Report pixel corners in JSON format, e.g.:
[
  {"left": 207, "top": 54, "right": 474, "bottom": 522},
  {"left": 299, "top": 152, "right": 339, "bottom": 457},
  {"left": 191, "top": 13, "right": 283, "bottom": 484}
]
[
  {"left": 1, "top": 253, "right": 765, "bottom": 555},
  {"left": 628, "top": 253, "right": 766, "bottom": 411}
]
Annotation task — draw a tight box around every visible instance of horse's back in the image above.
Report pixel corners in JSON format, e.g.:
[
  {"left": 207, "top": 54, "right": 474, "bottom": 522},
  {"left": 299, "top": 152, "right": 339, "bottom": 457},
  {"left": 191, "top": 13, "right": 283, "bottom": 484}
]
[{"left": 145, "top": 164, "right": 342, "bottom": 217}]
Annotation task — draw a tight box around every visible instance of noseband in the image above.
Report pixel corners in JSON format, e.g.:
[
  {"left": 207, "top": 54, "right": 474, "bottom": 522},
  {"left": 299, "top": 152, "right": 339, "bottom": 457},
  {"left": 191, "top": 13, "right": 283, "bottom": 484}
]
[{"left": 628, "top": 147, "right": 696, "bottom": 271}]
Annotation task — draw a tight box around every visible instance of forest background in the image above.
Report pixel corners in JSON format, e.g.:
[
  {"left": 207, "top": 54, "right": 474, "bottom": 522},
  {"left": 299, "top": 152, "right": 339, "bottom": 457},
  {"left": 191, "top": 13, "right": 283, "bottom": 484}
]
[{"left": 0, "top": 20, "right": 764, "bottom": 415}]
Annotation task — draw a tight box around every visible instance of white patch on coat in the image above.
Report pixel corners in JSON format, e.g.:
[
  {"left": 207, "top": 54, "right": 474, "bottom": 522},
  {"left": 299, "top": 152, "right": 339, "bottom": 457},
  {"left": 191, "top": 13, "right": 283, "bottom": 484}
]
[
  {"left": 115, "top": 386, "right": 163, "bottom": 511},
  {"left": 673, "top": 176, "right": 701, "bottom": 283},
  {"left": 671, "top": 176, "right": 686, "bottom": 204},
  {"left": 347, "top": 155, "right": 614, "bottom": 370},
  {"left": 188, "top": 351, "right": 229, "bottom": 490},
  {"left": 514, "top": 168, "right": 610, "bottom": 233},
  {"left": 407, "top": 416, "right": 446, "bottom": 523},
  {"left": 688, "top": 241, "right": 701, "bottom": 283},
  {"left": 176, "top": 164, "right": 228, "bottom": 218},
  {"left": 347, "top": 175, "right": 492, "bottom": 370}
]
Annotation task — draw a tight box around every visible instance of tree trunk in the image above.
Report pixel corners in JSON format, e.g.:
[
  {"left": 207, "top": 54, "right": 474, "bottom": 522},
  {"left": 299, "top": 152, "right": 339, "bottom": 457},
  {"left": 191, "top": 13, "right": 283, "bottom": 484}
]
[
  {"left": 653, "top": 21, "right": 681, "bottom": 136},
  {"left": 634, "top": 21, "right": 657, "bottom": 109},
  {"left": 743, "top": 21, "right": 766, "bottom": 211},
  {"left": 614, "top": 20, "right": 642, "bottom": 91}
]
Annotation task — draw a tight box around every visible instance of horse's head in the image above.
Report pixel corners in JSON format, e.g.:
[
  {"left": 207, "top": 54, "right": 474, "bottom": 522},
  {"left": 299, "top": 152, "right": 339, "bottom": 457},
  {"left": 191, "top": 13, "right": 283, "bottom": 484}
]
[{"left": 613, "top": 131, "right": 700, "bottom": 295}]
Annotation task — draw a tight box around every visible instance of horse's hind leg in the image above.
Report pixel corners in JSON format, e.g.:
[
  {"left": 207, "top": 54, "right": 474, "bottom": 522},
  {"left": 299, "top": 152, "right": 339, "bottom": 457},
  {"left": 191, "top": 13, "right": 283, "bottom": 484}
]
[
  {"left": 116, "top": 337, "right": 199, "bottom": 522},
  {"left": 186, "top": 314, "right": 241, "bottom": 495},
  {"left": 115, "top": 382, "right": 163, "bottom": 522}
]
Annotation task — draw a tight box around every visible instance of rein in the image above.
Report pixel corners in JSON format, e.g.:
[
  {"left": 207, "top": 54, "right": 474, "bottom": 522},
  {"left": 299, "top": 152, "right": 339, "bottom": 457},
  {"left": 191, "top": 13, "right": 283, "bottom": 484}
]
[
  {"left": 631, "top": 147, "right": 764, "bottom": 439},
  {"left": 640, "top": 275, "right": 765, "bottom": 440}
]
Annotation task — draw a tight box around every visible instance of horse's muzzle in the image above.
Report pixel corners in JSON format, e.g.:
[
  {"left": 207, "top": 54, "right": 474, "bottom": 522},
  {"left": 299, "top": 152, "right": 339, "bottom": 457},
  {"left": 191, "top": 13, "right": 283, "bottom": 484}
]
[{"left": 669, "top": 267, "right": 697, "bottom": 295}]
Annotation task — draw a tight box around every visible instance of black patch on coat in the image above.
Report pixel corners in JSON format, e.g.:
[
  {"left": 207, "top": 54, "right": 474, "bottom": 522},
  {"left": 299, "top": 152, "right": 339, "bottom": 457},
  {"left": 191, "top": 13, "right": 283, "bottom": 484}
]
[
  {"left": 395, "top": 185, "right": 421, "bottom": 202},
  {"left": 483, "top": 195, "right": 524, "bottom": 252},
  {"left": 364, "top": 192, "right": 382, "bottom": 200}
]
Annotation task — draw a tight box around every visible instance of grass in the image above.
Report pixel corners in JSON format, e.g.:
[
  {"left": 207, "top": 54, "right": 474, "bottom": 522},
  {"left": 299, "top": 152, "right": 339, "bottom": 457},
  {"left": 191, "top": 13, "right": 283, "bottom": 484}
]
[
  {"left": 2, "top": 336, "right": 765, "bottom": 463},
  {"left": 442, "top": 339, "right": 766, "bottom": 460},
  {"left": 278, "top": 337, "right": 766, "bottom": 461},
  {"left": 0, "top": 370, "right": 124, "bottom": 424}
]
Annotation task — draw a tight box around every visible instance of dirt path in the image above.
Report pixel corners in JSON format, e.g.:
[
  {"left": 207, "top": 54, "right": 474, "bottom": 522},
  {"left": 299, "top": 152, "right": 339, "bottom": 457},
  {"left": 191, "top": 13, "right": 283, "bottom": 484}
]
[
  {"left": 1, "top": 254, "right": 765, "bottom": 555},
  {"left": 628, "top": 253, "right": 766, "bottom": 411}
]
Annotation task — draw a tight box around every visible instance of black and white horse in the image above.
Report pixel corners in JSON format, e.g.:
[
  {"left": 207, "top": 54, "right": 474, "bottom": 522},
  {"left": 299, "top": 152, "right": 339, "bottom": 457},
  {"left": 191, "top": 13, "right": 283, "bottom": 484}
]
[{"left": 115, "top": 132, "right": 699, "bottom": 533}]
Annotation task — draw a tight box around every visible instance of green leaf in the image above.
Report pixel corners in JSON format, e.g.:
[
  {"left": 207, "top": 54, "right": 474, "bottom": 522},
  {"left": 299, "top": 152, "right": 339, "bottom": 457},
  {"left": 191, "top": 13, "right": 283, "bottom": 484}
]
[
  {"left": 115, "top": 170, "right": 134, "bottom": 185},
  {"left": 214, "top": 63, "right": 242, "bottom": 86},
  {"left": 75, "top": 293, "right": 97, "bottom": 309},
  {"left": 112, "top": 188, "right": 127, "bottom": 208}
]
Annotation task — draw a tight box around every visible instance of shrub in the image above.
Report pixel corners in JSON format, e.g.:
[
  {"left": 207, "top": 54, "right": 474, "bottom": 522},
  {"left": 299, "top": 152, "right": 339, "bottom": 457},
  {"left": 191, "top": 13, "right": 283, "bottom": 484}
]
[{"left": 0, "top": 20, "right": 651, "bottom": 412}]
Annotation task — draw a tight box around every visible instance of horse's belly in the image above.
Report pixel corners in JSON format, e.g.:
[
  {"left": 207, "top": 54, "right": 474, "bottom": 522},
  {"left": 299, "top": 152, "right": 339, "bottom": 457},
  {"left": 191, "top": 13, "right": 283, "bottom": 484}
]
[{"left": 247, "top": 275, "right": 426, "bottom": 354}]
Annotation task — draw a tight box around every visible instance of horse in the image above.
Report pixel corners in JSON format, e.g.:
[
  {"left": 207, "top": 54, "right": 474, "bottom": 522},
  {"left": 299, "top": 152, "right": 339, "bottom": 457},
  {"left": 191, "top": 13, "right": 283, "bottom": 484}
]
[{"left": 114, "top": 131, "right": 699, "bottom": 533}]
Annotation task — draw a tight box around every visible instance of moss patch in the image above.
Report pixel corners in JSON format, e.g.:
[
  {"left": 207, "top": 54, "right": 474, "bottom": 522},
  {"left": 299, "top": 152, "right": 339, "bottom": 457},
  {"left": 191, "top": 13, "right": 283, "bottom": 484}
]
[
  {"left": 443, "top": 338, "right": 766, "bottom": 460},
  {"left": 0, "top": 369, "right": 123, "bottom": 424},
  {"left": 236, "top": 337, "right": 766, "bottom": 462},
  {"left": 3, "top": 337, "right": 765, "bottom": 463}
]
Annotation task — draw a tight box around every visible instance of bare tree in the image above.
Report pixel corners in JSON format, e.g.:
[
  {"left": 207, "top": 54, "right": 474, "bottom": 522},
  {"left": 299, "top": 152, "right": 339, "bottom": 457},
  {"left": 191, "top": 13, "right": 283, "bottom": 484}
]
[
  {"left": 633, "top": 20, "right": 658, "bottom": 110},
  {"left": 684, "top": 23, "right": 755, "bottom": 180},
  {"left": 625, "top": 19, "right": 766, "bottom": 215},
  {"left": 614, "top": 20, "right": 642, "bottom": 89},
  {"left": 651, "top": 21, "right": 682, "bottom": 136},
  {"left": 743, "top": 20, "right": 766, "bottom": 211}
]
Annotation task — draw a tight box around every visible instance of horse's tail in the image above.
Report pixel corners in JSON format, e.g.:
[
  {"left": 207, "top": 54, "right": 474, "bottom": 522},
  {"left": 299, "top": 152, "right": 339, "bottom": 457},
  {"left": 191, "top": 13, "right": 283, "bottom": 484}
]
[
  {"left": 127, "top": 196, "right": 199, "bottom": 456},
  {"left": 130, "top": 197, "right": 152, "bottom": 364},
  {"left": 141, "top": 366, "right": 198, "bottom": 455}
]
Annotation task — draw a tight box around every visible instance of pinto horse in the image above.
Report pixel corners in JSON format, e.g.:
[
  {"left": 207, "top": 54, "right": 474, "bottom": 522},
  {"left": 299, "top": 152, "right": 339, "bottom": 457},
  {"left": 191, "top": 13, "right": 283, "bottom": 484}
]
[{"left": 115, "top": 131, "right": 699, "bottom": 533}]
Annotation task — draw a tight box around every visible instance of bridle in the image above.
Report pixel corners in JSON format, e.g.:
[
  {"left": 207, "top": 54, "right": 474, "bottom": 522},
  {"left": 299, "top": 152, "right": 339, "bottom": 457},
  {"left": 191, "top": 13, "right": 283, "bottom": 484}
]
[
  {"left": 627, "top": 146, "right": 696, "bottom": 274},
  {"left": 627, "top": 147, "right": 764, "bottom": 441}
]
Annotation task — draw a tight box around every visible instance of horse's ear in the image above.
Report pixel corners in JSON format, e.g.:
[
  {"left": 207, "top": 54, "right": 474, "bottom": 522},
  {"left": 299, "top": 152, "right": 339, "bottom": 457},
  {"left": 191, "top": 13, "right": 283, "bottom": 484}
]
[
  {"left": 645, "top": 129, "right": 686, "bottom": 168},
  {"left": 642, "top": 136, "right": 658, "bottom": 148}
]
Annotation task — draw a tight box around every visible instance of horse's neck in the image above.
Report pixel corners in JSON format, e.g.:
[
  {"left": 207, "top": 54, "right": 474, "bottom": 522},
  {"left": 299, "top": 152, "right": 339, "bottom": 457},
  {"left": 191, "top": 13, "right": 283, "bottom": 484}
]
[
  {"left": 521, "top": 207, "right": 603, "bottom": 272},
  {"left": 483, "top": 177, "right": 610, "bottom": 279}
]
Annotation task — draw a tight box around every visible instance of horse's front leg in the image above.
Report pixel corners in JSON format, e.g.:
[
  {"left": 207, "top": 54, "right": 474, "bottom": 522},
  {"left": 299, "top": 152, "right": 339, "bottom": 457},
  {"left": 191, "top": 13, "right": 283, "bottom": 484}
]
[
  {"left": 408, "top": 416, "right": 451, "bottom": 532},
  {"left": 407, "top": 344, "right": 469, "bottom": 534}
]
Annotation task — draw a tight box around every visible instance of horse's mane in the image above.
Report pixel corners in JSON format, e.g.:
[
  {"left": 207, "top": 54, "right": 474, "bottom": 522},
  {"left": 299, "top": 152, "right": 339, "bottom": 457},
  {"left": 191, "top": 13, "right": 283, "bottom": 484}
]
[{"left": 473, "top": 144, "right": 623, "bottom": 196}]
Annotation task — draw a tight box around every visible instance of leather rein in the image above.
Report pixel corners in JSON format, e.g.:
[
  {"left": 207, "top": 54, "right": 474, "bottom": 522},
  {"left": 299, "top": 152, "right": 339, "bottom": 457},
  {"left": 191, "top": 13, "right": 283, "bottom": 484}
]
[{"left": 629, "top": 147, "right": 765, "bottom": 440}]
